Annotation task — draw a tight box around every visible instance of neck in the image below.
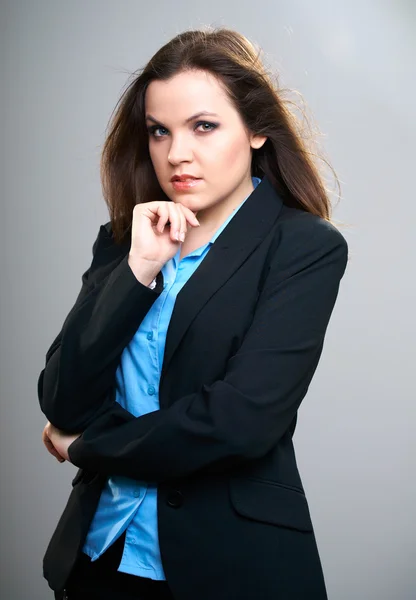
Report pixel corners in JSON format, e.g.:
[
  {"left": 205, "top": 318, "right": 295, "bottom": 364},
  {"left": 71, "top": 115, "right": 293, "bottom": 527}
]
[{"left": 195, "top": 176, "right": 254, "bottom": 237}]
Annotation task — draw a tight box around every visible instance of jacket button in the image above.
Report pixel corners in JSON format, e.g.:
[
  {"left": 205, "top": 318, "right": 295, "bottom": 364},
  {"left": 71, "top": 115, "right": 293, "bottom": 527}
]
[{"left": 166, "top": 490, "right": 184, "bottom": 508}]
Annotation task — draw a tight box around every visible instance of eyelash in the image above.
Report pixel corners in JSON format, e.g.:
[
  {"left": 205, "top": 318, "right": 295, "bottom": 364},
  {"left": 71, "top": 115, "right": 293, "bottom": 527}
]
[{"left": 147, "top": 121, "right": 218, "bottom": 138}]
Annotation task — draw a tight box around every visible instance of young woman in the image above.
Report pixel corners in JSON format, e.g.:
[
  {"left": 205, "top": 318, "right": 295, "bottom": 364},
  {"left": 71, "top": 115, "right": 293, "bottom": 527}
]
[{"left": 39, "top": 27, "right": 348, "bottom": 600}]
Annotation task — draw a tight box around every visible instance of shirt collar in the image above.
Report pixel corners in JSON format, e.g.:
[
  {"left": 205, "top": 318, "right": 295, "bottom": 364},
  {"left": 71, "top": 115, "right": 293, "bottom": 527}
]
[{"left": 209, "top": 176, "right": 262, "bottom": 245}]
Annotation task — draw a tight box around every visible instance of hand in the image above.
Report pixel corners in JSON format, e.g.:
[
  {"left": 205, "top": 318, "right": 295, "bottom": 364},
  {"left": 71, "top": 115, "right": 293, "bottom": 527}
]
[
  {"left": 128, "top": 201, "right": 200, "bottom": 282},
  {"left": 42, "top": 421, "right": 65, "bottom": 462},
  {"left": 42, "top": 421, "right": 81, "bottom": 463}
]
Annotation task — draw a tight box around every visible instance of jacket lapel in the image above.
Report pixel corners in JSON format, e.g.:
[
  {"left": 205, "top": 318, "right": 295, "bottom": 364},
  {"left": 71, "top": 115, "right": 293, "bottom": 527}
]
[{"left": 161, "top": 176, "right": 284, "bottom": 378}]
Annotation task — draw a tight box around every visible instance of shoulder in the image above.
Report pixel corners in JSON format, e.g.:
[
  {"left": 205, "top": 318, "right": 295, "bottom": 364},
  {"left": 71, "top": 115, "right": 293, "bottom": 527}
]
[
  {"left": 97, "top": 221, "right": 130, "bottom": 248},
  {"left": 103, "top": 221, "right": 113, "bottom": 236},
  {"left": 98, "top": 220, "right": 113, "bottom": 240},
  {"left": 91, "top": 221, "right": 114, "bottom": 252},
  {"left": 277, "top": 205, "right": 348, "bottom": 252},
  {"left": 269, "top": 205, "right": 349, "bottom": 278}
]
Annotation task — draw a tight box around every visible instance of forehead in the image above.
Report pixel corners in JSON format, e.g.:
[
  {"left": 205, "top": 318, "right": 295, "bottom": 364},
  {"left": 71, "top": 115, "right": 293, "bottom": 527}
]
[{"left": 145, "top": 70, "right": 233, "bottom": 117}]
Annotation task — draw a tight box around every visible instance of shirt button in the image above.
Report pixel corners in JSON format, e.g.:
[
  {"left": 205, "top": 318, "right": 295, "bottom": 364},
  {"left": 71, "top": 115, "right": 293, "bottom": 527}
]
[
  {"left": 147, "top": 385, "right": 156, "bottom": 395},
  {"left": 167, "top": 490, "right": 184, "bottom": 508},
  {"left": 146, "top": 331, "right": 153, "bottom": 340},
  {"left": 133, "top": 490, "right": 141, "bottom": 498}
]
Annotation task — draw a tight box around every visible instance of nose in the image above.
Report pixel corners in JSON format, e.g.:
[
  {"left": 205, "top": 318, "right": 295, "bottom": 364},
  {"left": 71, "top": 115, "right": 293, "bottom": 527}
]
[{"left": 168, "top": 134, "right": 193, "bottom": 165}]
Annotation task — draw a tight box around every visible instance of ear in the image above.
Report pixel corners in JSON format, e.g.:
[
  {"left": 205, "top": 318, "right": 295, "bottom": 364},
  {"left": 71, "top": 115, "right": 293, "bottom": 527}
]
[{"left": 250, "top": 133, "right": 267, "bottom": 150}]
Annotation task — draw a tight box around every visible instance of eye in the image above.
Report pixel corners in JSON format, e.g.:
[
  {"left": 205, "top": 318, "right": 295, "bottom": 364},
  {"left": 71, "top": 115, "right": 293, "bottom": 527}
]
[
  {"left": 147, "top": 121, "right": 218, "bottom": 138},
  {"left": 147, "top": 125, "right": 169, "bottom": 138},
  {"left": 195, "top": 121, "right": 218, "bottom": 133}
]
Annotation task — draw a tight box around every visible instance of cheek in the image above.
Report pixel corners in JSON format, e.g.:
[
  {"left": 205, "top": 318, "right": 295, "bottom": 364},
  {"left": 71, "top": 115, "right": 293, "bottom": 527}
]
[
  {"left": 148, "top": 144, "right": 158, "bottom": 168},
  {"left": 211, "top": 134, "right": 250, "bottom": 170},
  {"left": 149, "top": 142, "right": 165, "bottom": 171},
  {"left": 149, "top": 146, "right": 169, "bottom": 193}
]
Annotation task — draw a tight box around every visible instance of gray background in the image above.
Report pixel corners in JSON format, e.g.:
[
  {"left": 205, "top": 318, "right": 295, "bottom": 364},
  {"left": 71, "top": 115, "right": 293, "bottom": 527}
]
[{"left": 1, "top": 1, "right": 415, "bottom": 599}]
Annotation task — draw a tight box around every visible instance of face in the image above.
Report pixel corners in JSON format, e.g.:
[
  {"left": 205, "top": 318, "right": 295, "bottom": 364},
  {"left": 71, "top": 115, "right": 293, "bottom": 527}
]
[{"left": 144, "top": 69, "right": 266, "bottom": 224}]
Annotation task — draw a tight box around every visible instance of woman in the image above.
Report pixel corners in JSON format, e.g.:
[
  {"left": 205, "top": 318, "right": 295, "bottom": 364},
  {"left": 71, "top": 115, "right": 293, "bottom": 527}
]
[{"left": 39, "top": 27, "right": 348, "bottom": 600}]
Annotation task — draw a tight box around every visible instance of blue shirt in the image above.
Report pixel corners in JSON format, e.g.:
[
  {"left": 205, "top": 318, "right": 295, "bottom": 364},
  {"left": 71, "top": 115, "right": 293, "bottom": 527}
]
[{"left": 82, "top": 177, "right": 262, "bottom": 579}]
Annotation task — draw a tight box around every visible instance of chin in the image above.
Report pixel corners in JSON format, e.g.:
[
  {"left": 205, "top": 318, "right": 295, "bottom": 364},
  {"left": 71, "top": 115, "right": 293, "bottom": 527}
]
[
  {"left": 172, "top": 194, "right": 199, "bottom": 207},
  {"left": 182, "top": 198, "right": 207, "bottom": 213}
]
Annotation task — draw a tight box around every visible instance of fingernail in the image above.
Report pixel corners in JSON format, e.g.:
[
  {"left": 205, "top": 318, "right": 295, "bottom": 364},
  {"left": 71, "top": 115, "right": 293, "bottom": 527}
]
[
  {"left": 180, "top": 232, "right": 185, "bottom": 242},
  {"left": 175, "top": 231, "right": 180, "bottom": 241}
]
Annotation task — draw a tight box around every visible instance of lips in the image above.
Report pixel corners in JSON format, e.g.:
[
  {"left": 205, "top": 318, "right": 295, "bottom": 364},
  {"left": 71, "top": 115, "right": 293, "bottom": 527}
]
[
  {"left": 171, "top": 175, "right": 200, "bottom": 182},
  {"left": 171, "top": 178, "right": 202, "bottom": 191}
]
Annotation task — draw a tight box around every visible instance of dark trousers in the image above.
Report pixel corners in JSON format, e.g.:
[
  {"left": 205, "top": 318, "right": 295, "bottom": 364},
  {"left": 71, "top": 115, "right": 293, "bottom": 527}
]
[{"left": 55, "top": 532, "right": 176, "bottom": 600}]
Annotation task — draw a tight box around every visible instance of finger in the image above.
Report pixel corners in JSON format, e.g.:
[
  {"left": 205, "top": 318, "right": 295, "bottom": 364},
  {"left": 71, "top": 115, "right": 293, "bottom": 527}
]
[
  {"left": 154, "top": 204, "right": 171, "bottom": 234},
  {"left": 45, "top": 440, "right": 65, "bottom": 462},
  {"left": 51, "top": 446, "right": 66, "bottom": 462},
  {"left": 42, "top": 428, "right": 50, "bottom": 445},
  {"left": 168, "top": 203, "right": 182, "bottom": 242},
  {"left": 176, "top": 204, "right": 188, "bottom": 241},
  {"left": 139, "top": 202, "right": 169, "bottom": 233},
  {"left": 178, "top": 204, "right": 200, "bottom": 227},
  {"left": 43, "top": 435, "right": 58, "bottom": 454},
  {"left": 42, "top": 430, "right": 65, "bottom": 462}
]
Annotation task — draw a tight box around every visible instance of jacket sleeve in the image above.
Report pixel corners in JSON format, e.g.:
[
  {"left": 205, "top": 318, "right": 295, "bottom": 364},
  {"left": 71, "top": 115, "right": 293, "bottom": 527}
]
[
  {"left": 37, "top": 224, "right": 163, "bottom": 432},
  {"left": 68, "top": 223, "right": 349, "bottom": 482}
]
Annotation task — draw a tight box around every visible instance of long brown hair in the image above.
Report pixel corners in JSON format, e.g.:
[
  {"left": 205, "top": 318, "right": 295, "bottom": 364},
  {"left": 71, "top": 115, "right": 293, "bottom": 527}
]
[{"left": 101, "top": 27, "right": 341, "bottom": 244}]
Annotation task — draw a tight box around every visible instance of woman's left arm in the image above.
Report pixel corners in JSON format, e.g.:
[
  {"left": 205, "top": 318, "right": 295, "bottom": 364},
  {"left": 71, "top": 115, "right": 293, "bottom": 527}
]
[{"left": 65, "top": 224, "right": 349, "bottom": 482}]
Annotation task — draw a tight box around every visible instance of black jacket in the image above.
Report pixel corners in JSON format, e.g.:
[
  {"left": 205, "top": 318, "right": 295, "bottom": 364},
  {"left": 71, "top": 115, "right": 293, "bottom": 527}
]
[{"left": 38, "top": 175, "right": 348, "bottom": 600}]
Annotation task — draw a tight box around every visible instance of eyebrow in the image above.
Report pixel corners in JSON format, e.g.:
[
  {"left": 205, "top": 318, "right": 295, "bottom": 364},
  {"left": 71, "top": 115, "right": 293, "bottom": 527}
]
[{"left": 145, "top": 111, "right": 220, "bottom": 125}]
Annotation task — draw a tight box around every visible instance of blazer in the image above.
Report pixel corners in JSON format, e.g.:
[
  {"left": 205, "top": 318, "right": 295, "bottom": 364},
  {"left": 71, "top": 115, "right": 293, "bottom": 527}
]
[{"left": 38, "top": 175, "right": 349, "bottom": 600}]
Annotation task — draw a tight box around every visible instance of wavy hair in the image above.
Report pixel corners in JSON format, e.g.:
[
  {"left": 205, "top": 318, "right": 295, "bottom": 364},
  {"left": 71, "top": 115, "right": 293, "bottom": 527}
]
[{"left": 100, "top": 27, "right": 341, "bottom": 244}]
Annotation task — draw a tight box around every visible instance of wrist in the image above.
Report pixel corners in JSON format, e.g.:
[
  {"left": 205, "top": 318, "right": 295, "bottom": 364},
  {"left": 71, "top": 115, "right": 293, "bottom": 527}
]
[{"left": 127, "top": 253, "right": 161, "bottom": 287}]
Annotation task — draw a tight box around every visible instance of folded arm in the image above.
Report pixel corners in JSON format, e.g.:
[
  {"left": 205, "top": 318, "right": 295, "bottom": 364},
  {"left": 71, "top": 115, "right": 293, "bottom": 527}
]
[
  {"left": 67, "top": 225, "right": 349, "bottom": 482},
  {"left": 38, "top": 225, "right": 163, "bottom": 432}
]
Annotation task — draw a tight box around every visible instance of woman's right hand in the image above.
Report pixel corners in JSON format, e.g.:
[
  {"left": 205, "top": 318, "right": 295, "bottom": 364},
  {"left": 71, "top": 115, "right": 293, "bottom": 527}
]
[
  {"left": 127, "top": 201, "right": 200, "bottom": 285},
  {"left": 42, "top": 421, "right": 66, "bottom": 463}
]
